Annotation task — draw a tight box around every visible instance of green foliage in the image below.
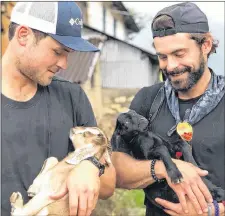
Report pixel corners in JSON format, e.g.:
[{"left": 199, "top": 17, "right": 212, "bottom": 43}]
[
  {"left": 92, "top": 189, "right": 146, "bottom": 216},
  {"left": 123, "top": 189, "right": 145, "bottom": 207}
]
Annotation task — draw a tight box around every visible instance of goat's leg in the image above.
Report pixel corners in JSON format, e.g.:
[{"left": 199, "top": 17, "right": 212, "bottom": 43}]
[
  {"left": 27, "top": 157, "right": 59, "bottom": 197},
  {"left": 149, "top": 144, "right": 183, "bottom": 184},
  {"left": 138, "top": 133, "right": 183, "bottom": 183},
  {"left": 179, "top": 141, "right": 197, "bottom": 165},
  {"left": 11, "top": 191, "right": 55, "bottom": 216}
]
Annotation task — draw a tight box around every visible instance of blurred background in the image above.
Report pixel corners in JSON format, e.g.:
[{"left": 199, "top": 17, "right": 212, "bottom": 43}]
[{"left": 1, "top": 2, "right": 224, "bottom": 215}]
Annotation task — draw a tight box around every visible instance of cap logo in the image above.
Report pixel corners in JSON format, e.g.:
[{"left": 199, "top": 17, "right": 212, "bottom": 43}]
[{"left": 69, "top": 18, "right": 83, "bottom": 28}]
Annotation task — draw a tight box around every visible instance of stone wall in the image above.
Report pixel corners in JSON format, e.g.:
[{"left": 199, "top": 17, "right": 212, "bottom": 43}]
[
  {"left": 1, "top": 2, "right": 15, "bottom": 55},
  {"left": 99, "top": 88, "right": 139, "bottom": 137},
  {"left": 82, "top": 86, "right": 140, "bottom": 138},
  {"left": 82, "top": 87, "right": 147, "bottom": 216}
]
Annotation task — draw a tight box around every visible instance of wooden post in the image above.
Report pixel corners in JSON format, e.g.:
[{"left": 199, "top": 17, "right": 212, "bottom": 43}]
[{"left": 93, "top": 59, "right": 103, "bottom": 121}]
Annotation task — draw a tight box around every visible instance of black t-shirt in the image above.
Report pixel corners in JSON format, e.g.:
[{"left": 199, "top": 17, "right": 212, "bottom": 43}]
[
  {"left": 179, "top": 95, "right": 202, "bottom": 120},
  {"left": 112, "top": 82, "right": 224, "bottom": 216},
  {"left": 1, "top": 77, "right": 97, "bottom": 215}
]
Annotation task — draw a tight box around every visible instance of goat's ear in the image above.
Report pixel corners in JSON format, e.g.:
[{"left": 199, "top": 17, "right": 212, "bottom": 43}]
[
  {"left": 115, "top": 119, "right": 120, "bottom": 129},
  {"left": 114, "top": 119, "right": 123, "bottom": 135},
  {"left": 138, "top": 118, "right": 149, "bottom": 131},
  {"left": 111, "top": 130, "right": 128, "bottom": 151},
  {"left": 107, "top": 140, "right": 112, "bottom": 156}
]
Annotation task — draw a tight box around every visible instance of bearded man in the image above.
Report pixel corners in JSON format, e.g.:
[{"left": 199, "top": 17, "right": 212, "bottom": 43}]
[{"left": 111, "top": 2, "right": 224, "bottom": 216}]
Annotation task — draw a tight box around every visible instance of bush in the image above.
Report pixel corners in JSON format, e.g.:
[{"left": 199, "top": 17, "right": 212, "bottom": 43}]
[{"left": 92, "top": 189, "right": 146, "bottom": 216}]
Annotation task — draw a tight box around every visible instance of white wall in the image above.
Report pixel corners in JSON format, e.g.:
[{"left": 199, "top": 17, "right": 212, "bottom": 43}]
[
  {"left": 105, "top": 8, "right": 114, "bottom": 36},
  {"left": 116, "top": 20, "right": 126, "bottom": 41},
  {"left": 87, "top": 2, "right": 128, "bottom": 41},
  {"left": 100, "top": 40, "right": 156, "bottom": 88},
  {"left": 87, "top": 2, "right": 104, "bottom": 32}
]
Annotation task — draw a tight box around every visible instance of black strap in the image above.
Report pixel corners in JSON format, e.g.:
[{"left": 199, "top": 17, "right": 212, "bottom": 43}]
[
  {"left": 148, "top": 85, "right": 165, "bottom": 123},
  {"left": 152, "top": 28, "right": 177, "bottom": 38}
]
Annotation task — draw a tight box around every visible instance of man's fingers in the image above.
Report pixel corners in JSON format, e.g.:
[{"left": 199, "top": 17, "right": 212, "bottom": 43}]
[
  {"left": 86, "top": 192, "right": 95, "bottom": 216},
  {"left": 197, "top": 179, "right": 213, "bottom": 203},
  {"left": 176, "top": 191, "right": 188, "bottom": 214},
  {"left": 191, "top": 184, "right": 208, "bottom": 213},
  {"left": 69, "top": 189, "right": 78, "bottom": 216},
  {"left": 93, "top": 193, "right": 99, "bottom": 211},
  {"left": 77, "top": 191, "right": 88, "bottom": 216},
  {"left": 155, "top": 198, "right": 182, "bottom": 214},
  {"left": 49, "top": 183, "right": 68, "bottom": 200},
  {"left": 194, "top": 166, "right": 208, "bottom": 177},
  {"left": 184, "top": 185, "right": 202, "bottom": 214}
]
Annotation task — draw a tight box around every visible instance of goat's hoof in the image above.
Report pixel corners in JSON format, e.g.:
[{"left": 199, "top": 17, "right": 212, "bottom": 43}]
[
  {"left": 10, "top": 192, "right": 23, "bottom": 207},
  {"left": 10, "top": 192, "right": 24, "bottom": 215},
  {"left": 173, "top": 177, "right": 183, "bottom": 184},
  {"left": 168, "top": 169, "right": 183, "bottom": 184}
]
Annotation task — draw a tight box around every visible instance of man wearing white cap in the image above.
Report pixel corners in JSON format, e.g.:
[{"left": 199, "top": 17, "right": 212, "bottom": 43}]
[{"left": 1, "top": 2, "right": 116, "bottom": 216}]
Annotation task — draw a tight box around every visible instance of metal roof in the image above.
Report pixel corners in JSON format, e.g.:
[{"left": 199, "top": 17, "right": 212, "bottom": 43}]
[
  {"left": 112, "top": 2, "right": 139, "bottom": 33},
  {"left": 57, "top": 37, "right": 105, "bottom": 83},
  {"left": 57, "top": 26, "right": 158, "bottom": 84},
  {"left": 84, "top": 24, "right": 158, "bottom": 61}
]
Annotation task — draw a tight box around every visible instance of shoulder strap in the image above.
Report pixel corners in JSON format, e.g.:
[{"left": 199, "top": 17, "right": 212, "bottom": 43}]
[{"left": 148, "top": 85, "right": 165, "bottom": 123}]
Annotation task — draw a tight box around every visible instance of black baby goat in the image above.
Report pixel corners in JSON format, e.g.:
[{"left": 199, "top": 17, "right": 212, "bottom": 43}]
[{"left": 111, "top": 109, "right": 224, "bottom": 209}]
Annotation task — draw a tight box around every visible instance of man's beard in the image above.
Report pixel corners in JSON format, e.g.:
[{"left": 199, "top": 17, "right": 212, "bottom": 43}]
[
  {"left": 162, "top": 54, "right": 205, "bottom": 92},
  {"left": 15, "top": 59, "right": 52, "bottom": 86}
]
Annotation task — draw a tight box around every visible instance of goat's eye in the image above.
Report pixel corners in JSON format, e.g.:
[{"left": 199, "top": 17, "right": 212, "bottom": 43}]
[
  {"left": 123, "top": 124, "right": 129, "bottom": 130},
  {"left": 83, "top": 132, "right": 88, "bottom": 137}
]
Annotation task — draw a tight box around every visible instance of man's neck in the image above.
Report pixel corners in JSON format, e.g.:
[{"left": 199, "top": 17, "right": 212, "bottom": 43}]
[
  {"left": 178, "top": 68, "right": 211, "bottom": 100},
  {"left": 2, "top": 52, "right": 38, "bottom": 102}
]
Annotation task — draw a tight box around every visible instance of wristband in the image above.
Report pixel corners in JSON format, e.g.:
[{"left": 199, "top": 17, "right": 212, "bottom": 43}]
[
  {"left": 84, "top": 156, "right": 105, "bottom": 177},
  {"left": 151, "top": 159, "right": 165, "bottom": 183},
  {"left": 213, "top": 200, "right": 219, "bottom": 216}
]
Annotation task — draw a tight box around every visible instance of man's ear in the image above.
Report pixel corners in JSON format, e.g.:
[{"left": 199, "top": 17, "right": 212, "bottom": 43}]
[
  {"left": 201, "top": 34, "right": 213, "bottom": 57},
  {"left": 15, "top": 25, "right": 32, "bottom": 46}
]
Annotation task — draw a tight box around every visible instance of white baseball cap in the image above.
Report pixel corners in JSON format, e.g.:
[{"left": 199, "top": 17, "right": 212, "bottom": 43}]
[{"left": 10, "top": 2, "right": 99, "bottom": 52}]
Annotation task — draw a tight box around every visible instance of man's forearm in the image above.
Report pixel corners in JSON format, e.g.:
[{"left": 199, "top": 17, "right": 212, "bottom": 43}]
[
  {"left": 99, "top": 164, "right": 116, "bottom": 199},
  {"left": 112, "top": 152, "right": 166, "bottom": 189}
]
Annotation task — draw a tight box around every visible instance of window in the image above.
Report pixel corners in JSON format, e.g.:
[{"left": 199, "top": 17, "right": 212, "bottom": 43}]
[
  {"left": 113, "top": 18, "right": 117, "bottom": 37},
  {"left": 103, "top": 6, "right": 106, "bottom": 32}
]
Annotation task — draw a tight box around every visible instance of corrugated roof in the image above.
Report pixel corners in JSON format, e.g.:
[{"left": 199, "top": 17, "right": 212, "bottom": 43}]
[
  {"left": 112, "top": 2, "right": 139, "bottom": 32},
  {"left": 84, "top": 24, "right": 158, "bottom": 61},
  {"left": 57, "top": 37, "right": 105, "bottom": 83},
  {"left": 57, "top": 26, "right": 158, "bottom": 84}
]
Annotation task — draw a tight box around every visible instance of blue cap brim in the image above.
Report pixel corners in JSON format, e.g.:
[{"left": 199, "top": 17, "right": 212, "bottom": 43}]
[{"left": 48, "top": 34, "right": 100, "bottom": 52}]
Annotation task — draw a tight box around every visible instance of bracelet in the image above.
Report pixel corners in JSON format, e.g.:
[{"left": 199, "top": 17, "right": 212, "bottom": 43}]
[
  {"left": 207, "top": 203, "right": 213, "bottom": 216},
  {"left": 151, "top": 159, "right": 165, "bottom": 183},
  {"left": 213, "top": 200, "right": 219, "bottom": 216}
]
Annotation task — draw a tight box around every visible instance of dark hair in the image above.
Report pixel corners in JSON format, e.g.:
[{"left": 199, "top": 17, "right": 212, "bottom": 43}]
[
  {"left": 8, "top": 22, "right": 48, "bottom": 43},
  {"left": 152, "top": 15, "right": 219, "bottom": 58}
]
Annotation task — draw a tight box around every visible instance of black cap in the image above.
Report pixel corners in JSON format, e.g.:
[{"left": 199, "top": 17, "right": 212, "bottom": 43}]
[{"left": 151, "top": 2, "right": 209, "bottom": 38}]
